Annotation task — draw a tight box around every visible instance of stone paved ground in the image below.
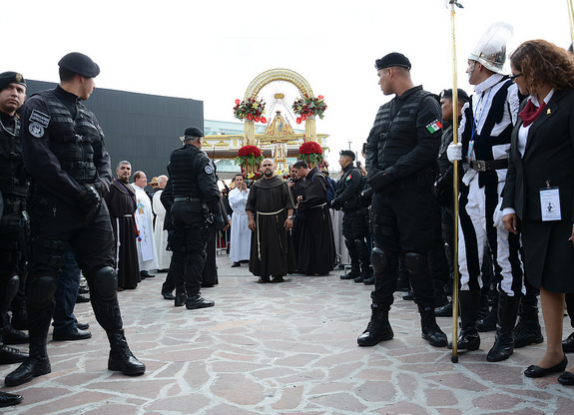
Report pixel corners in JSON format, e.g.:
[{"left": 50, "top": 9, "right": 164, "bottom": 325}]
[{"left": 1, "top": 255, "right": 574, "bottom": 414}]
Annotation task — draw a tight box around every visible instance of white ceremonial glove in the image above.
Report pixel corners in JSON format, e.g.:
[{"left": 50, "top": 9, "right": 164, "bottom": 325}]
[{"left": 447, "top": 142, "right": 463, "bottom": 163}]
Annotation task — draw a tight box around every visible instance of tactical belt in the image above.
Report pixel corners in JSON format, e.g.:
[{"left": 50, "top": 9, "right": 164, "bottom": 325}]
[
  {"left": 471, "top": 159, "right": 508, "bottom": 172},
  {"left": 174, "top": 197, "right": 203, "bottom": 203}
]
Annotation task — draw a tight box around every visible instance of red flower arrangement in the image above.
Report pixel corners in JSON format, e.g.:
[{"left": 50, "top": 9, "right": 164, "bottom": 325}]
[
  {"left": 298, "top": 141, "right": 324, "bottom": 166},
  {"left": 235, "top": 145, "right": 263, "bottom": 167},
  {"left": 233, "top": 97, "right": 267, "bottom": 123},
  {"left": 292, "top": 94, "right": 327, "bottom": 124}
]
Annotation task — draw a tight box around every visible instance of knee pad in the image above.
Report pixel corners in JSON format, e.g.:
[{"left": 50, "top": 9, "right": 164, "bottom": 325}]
[
  {"left": 28, "top": 275, "right": 58, "bottom": 305},
  {"left": 91, "top": 266, "right": 118, "bottom": 298},
  {"left": 371, "top": 247, "right": 388, "bottom": 274},
  {"left": 404, "top": 252, "right": 429, "bottom": 278},
  {"left": 354, "top": 238, "right": 367, "bottom": 253},
  {"left": 2, "top": 275, "right": 20, "bottom": 304}
]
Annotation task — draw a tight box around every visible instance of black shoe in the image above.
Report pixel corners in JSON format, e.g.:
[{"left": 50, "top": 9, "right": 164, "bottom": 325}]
[
  {"left": 76, "top": 294, "right": 90, "bottom": 303},
  {"left": 53, "top": 327, "right": 92, "bottom": 341},
  {"left": 2, "top": 327, "right": 29, "bottom": 345},
  {"left": 363, "top": 276, "right": 375, "bottom": 285},
  {"left": 162, "top": 292, "right": 175, "bottom": 300},
  {"left": 77, "top": 322, "right": 90, "bottom": 330},
  {"left": 271, "top": 276, "right": 285, "bottom": 283},
  {"left": 186, "top": 295, "right": 215, "bottom": 309},
  {"left": 107, "top": 330, "right": 146, "bottom": 376},
  {"left": 435, "top": 302, "right": 453, "bottom": 318},
  {"left": 524, "top": 356, "right": 568, "bottom": 378},
  {"left": 78, "top": 286, "right": 90, "bottom": 294},
  {"left": 174, "top": 292, "right": 187, "bottom": 307},
  {"left": 231, "top": 262, "right": 241, "bottom": 267},
  {"left": 558, "top": 371, "right": 574, "bottom": 385},
  {"left": 402, "top": 290, "right": 414, "bottom": 301},
  {"left": 563, "top": 332, "right": 574, "bottom": 353},
  {"left": 0, "top": 391, "right": 23, "bottom": 408},
  {"left": 5, "top": 357, "right": 51, "bottom": 386},
  {"left": 0, "top": 344, "right": 28, "bottom": 364}
]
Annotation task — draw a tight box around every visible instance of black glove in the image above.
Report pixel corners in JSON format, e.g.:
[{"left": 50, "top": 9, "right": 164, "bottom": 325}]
[
  {"left": 331, "top": 198, "right": 342, "bottom": 211},
  {"left": 369, "top": 171, "right": 395, "bottom": 195},
  {"left": 214, "top": 211, "right": 225, "bottom": 231},
  {"left": 92, "top": 180, "right": 109, "bottom": 198},
  {"left": 77, "top": 184, "right": 101, "bottom": 219}
]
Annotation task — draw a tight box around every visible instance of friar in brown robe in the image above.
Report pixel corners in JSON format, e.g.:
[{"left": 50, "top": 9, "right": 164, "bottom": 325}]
[
  {"left": 104, "top": 161, "right": 140, "bottom": 290},
  {"left": 246, "top": 159, "right": 296, "bottom": 283}
]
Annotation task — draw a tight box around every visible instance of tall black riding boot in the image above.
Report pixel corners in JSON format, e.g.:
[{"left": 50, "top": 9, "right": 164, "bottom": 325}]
[
  {"left": 4, "top": 337, "right": 51, "bottom": 386},
  {"left": 449, "top": 290, "right": 481, "bottom": 351},
  {"left": 418, "top": 305, "right": 448, "bottom": 347},
  {"left": 107, "top": 329, "right": 146, "bottom": 376},
  {"left": 477, "top": 291, "right": 498, "bottom": 332},
  {"left": 486, "top": 292, "right": 520, "bottom": 362},
  {"left": 357, "top": 303, "right": 394, "bottom": 346}
]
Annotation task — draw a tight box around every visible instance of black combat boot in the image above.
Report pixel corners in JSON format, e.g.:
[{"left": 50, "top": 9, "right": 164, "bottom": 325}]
[
  {"left": 435, "top": 301, "right": 453, "bottom": 317},
  {"left": 341, "top": 263, "right": 360, "bottom": 280},
  {"left": 5, "top": 337, "right": 51, "bottom": 386},
  {"left": 448, "top": 290, "right": 481, "bottom": 351},
  {"left": 0, "top": 329, "right": 28, "bottom": 364},
  {"left": 418, "top": 305, "right": 448, "bottom": 347},
  {"left": 513, "top": 302, "right": 544, "bottom": 348},
  {"left": 107, "top": 329, "right": 146, "bottom": 376},
  {"left": 357, "top": 303, "right": 394, "bottom": 346},
  {"left": 486, "top": 293, "right": 521, "bottom": 362},
  {"left": 477, "top": 292, "right": 498, "bottom": 332}
]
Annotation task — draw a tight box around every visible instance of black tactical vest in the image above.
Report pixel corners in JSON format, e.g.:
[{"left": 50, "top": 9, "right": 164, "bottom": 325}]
[
  {"left": 0, "top": 116, "right": 28, "bottom": 198},
  {"left": 38, "top": 91, "right": 99, "bottom": 185},
  {"left": 169, "top": 144, "right": 205, "bottom": 199},
  {"left": 372, "top": 89, "right": 432, "bottom": 171}
]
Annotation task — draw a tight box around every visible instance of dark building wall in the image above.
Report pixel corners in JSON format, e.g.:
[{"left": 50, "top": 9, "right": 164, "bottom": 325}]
[{"left": 25, "top": 80, "right": 204, "bottom": 179}]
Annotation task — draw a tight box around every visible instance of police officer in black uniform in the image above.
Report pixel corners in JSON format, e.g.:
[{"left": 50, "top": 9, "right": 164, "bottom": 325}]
[
  {"left": 0, "top": 71, "right": 29, "bottom": 406},
  {"left": 167, "top": 127, "right": 224, "bottom": 310},
  {"left": 5, "top": 53, "right": 145, "bottom": 387},
  {"left": 331, "top": 150, "right": 371, "bottom": 282},
  {"left": 358, "top": 52, "right": 447, "bottom": 348}
]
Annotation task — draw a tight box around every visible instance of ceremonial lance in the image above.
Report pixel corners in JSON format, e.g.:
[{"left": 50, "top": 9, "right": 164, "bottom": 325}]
[{"left": 445, "top": 0, "right": 463, "bottom": 364}]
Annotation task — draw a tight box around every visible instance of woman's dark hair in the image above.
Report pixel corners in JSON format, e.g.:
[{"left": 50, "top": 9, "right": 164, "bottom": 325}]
[{"left": 510, "top": 39, "right": 574, "bottom": 94}]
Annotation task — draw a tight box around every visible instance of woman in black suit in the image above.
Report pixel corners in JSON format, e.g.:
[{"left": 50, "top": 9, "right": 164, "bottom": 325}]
[{"left": 502, "top": 39, "right": 574, "bottom": 385}]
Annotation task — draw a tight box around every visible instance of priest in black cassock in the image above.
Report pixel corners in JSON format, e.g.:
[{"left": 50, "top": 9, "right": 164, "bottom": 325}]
[
  {"left": 104, "top": 161, "right": 140, "bottom": 290},
  {"left": 293, "top": 161, "right": 336, "bottom": 275},
  {"left": 246, "top": 159, "right": 296, "bottom": 283}
]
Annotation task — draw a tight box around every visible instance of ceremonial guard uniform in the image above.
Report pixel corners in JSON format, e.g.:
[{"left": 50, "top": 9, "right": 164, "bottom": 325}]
[
  {"left": 359, "top": 53, "right": 447, "bottom": 348},
  {"left": 0, "top": 72, "right": 30, "bottom": 385},
  {"left": 167, "top": 127, "right": 223, "bottom": 309},
  {"left": 331, "top": 150, "right": 371, "bottom": 282},
  {"left": 6, "top": 53, "right": 145, "bottom": 386},
  {"left": 447, "top": 24, "right": 537, "bottom": 362}
]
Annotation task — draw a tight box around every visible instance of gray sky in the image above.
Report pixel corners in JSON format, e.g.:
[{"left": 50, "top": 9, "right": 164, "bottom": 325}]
[{"left": 4, "top": 0, "right": 572, "bottom": 165}]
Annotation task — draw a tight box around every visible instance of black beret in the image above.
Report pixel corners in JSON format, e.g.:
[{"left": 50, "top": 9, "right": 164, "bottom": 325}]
[
  {"left": 340, "top": 150, "right": 356, "bottom": 160},
  {"left": 375, "top": 52, "right": 411, "bottom": 71},
  {"left": 0, "top": 71, "right": 26, "bottom": 91},
  {"left": 439, "top": 88, "right": 470, "bottom": 103},
  {"left": 184, "top": 127, "right": 204, "bottom": 138},
  {"left": 58, "top": 52, "right": 100, "bottom": 78}
]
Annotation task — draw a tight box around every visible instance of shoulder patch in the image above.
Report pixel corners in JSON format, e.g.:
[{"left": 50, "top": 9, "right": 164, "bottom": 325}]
[
  {"left": 204, "top": 165, "right": 214, "bottom": 175},
  {"left": 426, "top": 120, "right": 443, "bottom": 134},
  {"left": 29, "top": 122, "right": 45, "bottom": 138},
  {"left": 29, "top": 109, "right": 50, "bottom": 128}
]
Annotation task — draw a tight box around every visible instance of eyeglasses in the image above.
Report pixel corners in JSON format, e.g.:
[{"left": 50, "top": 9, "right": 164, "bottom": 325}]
[{"left": 509, "top": 73, "right": 523, "bottom": 82}]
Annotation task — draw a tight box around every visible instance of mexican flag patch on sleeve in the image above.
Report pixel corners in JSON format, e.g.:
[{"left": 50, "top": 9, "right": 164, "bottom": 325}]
[{"left": 426, "top": 120, "right": 443, "bottom": 134}]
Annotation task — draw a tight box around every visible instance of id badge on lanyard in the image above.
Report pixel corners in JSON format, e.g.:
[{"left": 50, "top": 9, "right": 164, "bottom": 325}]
[{"left": 540, "top": 180, "right": 561, "bottom": 221}]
